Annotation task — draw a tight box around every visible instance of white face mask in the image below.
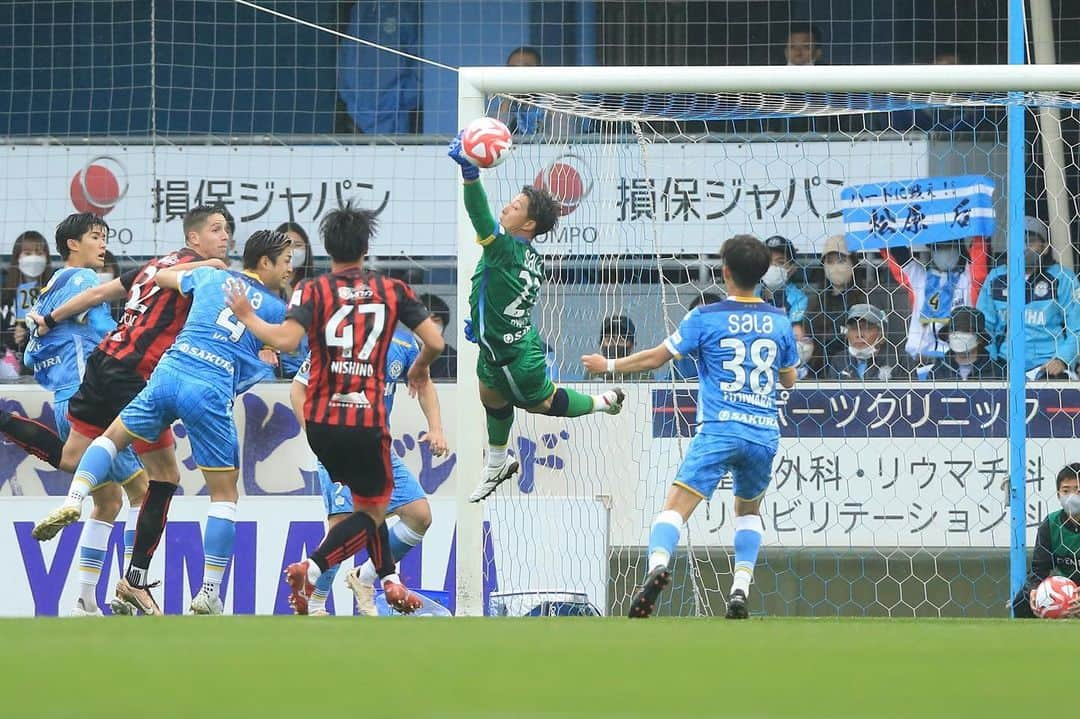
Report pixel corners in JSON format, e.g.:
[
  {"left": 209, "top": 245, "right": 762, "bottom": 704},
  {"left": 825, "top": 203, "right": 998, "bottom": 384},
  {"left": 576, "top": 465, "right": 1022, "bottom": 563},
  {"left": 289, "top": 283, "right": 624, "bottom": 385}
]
[
  {"left": 797, "top": 339, "right": 815, "bottom": 365},
  {"left": 291, "top": 248, "right": 307, "bottom": 268},
  {"left": 1061, "top": 493, "right": 1080, "bottom": 517},
  {"left": 848, "top": 344, "right": 877, "bottom": 361},
  {"left": 931, "top": 247, "right": 961, "bottom": 272},
  {"left": 18, "top": 254, "right": 46, "bottom": 279},
  {"left": 761, "top": 265, "right": 787, "bottom": 292},
  {"left": 824, "top": 260, "right": 853, "bottom": 288},
  {"left": 948, "top": 332, "right": 979, "bottom": 355}
]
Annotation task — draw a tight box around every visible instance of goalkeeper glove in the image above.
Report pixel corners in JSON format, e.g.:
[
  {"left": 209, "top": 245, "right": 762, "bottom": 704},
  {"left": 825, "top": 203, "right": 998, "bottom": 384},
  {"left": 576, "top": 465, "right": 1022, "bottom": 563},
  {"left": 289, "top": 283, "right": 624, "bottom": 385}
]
[
  {"left": 464, "top": 319, "right": 477, "bottom": 344},
  {"left": 448, "top": 131, "right": 480, "bottom": 181}
]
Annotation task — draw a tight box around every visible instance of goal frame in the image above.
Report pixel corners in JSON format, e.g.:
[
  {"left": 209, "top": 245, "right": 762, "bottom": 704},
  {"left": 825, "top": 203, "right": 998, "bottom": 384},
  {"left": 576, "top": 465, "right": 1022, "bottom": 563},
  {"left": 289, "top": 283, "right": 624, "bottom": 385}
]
[{"left": 454, "top": 64, "right": 1080, "bottom": 617}]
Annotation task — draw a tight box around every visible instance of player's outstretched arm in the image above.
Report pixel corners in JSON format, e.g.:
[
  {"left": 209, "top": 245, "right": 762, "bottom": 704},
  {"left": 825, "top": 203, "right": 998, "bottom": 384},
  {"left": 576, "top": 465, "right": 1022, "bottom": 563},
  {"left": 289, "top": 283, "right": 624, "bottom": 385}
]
[
  {"left": 582, "top": 343, "right": 673, "bottom": 375},
  {"left": 406, "top": 317, "right": 446, "bottom": 398},
  {"left": 416, "top": 381, "right": 448, "bottom": 457},
  {"left": 30, "top": 276, "right": 127, "bottom": 335}
]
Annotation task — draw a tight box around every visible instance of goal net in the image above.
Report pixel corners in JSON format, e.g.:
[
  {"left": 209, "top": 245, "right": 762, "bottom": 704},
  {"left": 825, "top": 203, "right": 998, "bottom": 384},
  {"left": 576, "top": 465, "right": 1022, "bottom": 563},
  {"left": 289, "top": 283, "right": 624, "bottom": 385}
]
[{"left": 456, "top": 65, "right": 1080, "bottom": 617}]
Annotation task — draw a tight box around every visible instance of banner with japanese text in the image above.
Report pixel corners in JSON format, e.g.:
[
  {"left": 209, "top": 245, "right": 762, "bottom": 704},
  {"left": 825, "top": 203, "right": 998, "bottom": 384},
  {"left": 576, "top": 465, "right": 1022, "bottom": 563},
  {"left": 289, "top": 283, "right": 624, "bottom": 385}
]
[
  {"left": 840, "top": 174, "right": 996, "bottom": 250},
  {"left": 0, "top": 139, "right": 928, "bottom": 258},
  {"left": 0, "top": 381, "right": 1071, "bottom": 553}
]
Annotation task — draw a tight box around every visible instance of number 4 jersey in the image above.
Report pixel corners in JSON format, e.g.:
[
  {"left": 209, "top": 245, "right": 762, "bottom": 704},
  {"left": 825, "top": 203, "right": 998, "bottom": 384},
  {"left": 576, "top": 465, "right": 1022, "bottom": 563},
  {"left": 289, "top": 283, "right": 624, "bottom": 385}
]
[
  {"left": 287, "top": 267, "right": 430, "bottom": 428},
  {"left": 664, "top": 297, "right": 799, "bottom": 446}
]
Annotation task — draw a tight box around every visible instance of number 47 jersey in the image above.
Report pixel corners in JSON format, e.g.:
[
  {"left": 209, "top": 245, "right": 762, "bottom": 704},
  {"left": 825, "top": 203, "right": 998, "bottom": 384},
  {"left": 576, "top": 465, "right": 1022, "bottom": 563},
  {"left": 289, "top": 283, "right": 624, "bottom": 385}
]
[
  {"left": 287, "top": 267, "right": 430, "bottom": 429},
  {"left": 664, "top": 298, "right": 799, "bottom": 446}
]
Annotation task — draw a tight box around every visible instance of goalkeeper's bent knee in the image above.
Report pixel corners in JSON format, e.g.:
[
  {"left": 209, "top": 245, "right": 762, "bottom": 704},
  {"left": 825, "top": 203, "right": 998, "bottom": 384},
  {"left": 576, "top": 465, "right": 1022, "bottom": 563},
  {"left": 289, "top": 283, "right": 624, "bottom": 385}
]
[
  {"left": 484, "top": 403, "right": 514, "bottom": 420},
  {"left": 543, "top": 388, "right": 570, "bottom": 416}
]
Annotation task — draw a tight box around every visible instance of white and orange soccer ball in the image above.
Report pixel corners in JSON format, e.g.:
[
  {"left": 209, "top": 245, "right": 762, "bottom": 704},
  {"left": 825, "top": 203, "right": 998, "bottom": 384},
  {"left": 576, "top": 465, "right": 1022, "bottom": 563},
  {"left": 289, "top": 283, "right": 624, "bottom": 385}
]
[
  {"left": 1030, "top": 576, "right": 1078, "bottom": 619},
  {"left": 461, "top": 117, "right": 513, "bottom": 168}
]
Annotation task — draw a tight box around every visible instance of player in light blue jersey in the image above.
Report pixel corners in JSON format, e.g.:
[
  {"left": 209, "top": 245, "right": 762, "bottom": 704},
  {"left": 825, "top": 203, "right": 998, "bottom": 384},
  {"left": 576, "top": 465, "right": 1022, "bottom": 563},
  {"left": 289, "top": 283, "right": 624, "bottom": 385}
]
[
  {"left": 67, "top": 230, "right": 292, "bottom": 616},
  {"left": 22, "top": 212, "right": 147, "bottom": 616},
  {"left": 290, "top": 326, "right": 448, "bottom": 615},
  {"left": 583, "top": 234, "right": 799, "bottom": 619}
]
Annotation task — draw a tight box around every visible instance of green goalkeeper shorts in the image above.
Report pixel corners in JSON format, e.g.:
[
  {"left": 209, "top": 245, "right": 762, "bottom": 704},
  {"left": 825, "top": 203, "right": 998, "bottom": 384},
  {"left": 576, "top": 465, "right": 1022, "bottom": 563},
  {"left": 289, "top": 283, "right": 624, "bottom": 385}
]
[{"left": 476, "top": 337, "right": 556, "bottom": 409}]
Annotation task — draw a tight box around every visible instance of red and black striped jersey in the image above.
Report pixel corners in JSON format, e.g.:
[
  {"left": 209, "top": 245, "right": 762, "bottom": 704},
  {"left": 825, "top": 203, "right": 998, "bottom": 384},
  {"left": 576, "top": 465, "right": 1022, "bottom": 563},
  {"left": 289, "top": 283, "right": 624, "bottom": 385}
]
[
  {"left": 98, "top": 248, "right": 201, "bottom": 380},
  {"left": 287, "top": 267, "right": 429, "bottom": 428}
]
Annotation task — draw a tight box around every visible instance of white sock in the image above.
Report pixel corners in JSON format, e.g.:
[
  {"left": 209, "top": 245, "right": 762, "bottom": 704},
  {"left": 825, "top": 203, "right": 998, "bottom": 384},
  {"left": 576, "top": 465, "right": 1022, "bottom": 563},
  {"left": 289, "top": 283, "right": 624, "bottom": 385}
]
[
  {"left": 732, "top": 565, "right": 754, "bottom": 596},
  {"left": 64, "top": 477, "right": 93, "bottom": 510},
  {"left": 648, "top": 550, "right": 670, "bottom": 572},
  {"left": 307, "top": 594, "right": 327, "bottom": 615},
  {"left": 78, "top": 519, "right": 113, "bottom": 610},
  {"left": 487, "top": 446, "right": 507, "bottom": 469},
  {"left": 592, "top": 389, "right": 621, "bottom": 412},
  {"left": 381, "top": 572, "right": 401, "bottom": 586},
  {"left": 306, "top": 560, "right": 323, "bottom": 585}
]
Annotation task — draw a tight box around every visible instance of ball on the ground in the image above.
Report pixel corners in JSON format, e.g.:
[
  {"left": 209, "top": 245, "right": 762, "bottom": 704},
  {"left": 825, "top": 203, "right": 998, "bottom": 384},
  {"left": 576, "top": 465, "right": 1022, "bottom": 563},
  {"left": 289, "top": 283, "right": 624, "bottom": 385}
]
[
  {"left": 461, "top": 117, "right": 513, "bottom": 168},
  {"left": 1030, "top": 576, "right": 1077, "bottom": 618}
]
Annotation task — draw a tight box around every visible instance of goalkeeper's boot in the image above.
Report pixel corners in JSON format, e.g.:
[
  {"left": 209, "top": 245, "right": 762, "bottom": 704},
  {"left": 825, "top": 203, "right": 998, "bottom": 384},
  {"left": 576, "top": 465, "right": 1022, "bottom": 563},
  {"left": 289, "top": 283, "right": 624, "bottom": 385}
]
[
  {"left": 468, "top": 455, "right": 520, "bottom": 503},
  {"left": 598, "top": 387, "right": 626, "bottom": 415},
  {"left": 32, "top": 504, "right": 81, "bottom": 541},
  {"left": 725, "top": 589, "right": 749, "bottom": 620},
  {"left": 190, "top": 588, "right": 224, "bottom": 615},
  {"left": 70, "top": 598, "right": 104, "bottom": 617},
  {"left": 628, "top": 565, "right": 671, "bottom": 619},
  {"left": 382, "top": 578, "right": 423, "bottom": 615},
  {"left": 284, "top": 560, "right": 316, "bottom": 616},
  {"left": 344, "top": 570, "right": 379, "bottom": 617},
  {"left": 114, "top": 578, "right": 162, "bottom": 616}
]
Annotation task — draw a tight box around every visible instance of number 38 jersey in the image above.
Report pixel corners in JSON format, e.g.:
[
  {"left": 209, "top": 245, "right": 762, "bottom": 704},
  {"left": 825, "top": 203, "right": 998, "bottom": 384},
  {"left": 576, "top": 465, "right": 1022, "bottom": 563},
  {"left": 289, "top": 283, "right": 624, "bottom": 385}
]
[
  {"left": 664, "top": 298, "right": 799, "bottom": 446},
  {"left": 287, "top": 268, "right": 429, "bottom": 429}
]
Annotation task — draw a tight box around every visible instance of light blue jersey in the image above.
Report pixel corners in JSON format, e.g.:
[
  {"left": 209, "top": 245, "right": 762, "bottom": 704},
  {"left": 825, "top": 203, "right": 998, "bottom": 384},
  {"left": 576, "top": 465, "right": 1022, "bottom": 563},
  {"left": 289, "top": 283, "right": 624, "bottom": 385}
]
[
  {"left": 120, "top": 268, "right": 285, "bottom": 470},
  {"left": 297, "top": 328, "right": 426, "bottom": 515},
  {"left": 665, "top": 298, "right": 798, "bottom": 501},
  {"left": 23, "top": 267, "right": 115, "bottom": 400},
  {"left": 157, "top": 268, "right": 286, "bottom": 394},
  {"left": 23, "top": 266, "right": 143, "bottom": 485}
]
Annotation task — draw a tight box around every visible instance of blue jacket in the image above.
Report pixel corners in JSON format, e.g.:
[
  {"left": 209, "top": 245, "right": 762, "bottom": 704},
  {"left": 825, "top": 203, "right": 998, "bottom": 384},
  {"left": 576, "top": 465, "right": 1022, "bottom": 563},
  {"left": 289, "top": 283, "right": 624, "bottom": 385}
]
[{"left": 976, "top": 263, "right": 1080, "bottom": 371}]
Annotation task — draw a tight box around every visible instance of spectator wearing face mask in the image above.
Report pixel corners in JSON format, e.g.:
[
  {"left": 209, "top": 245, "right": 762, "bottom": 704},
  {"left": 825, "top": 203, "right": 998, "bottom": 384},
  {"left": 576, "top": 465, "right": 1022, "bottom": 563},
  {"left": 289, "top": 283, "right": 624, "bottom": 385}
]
[
  {"left": 1011, "top": 463, "right": 1080, "bottom": 618},
  {"left": 977, "top": 216, "right": 1080, "bottom": 380},
  {"left": 587, "top": 314, "right": 654, "bottom": 381},
  {"left": 913, "top": 306, "right": 1003, "bottom": 381},
  {"left": 760, "top": 235, "right": 809, "bottom": 325},
  {"left": 881, "top": 234, "right": 989, "bottom": 363},
  {"left": 1, "top": 230, "right": 55, "bottom": 376},
  {"left": 824, "top": 303, "right": 906, "bottom": 381}
]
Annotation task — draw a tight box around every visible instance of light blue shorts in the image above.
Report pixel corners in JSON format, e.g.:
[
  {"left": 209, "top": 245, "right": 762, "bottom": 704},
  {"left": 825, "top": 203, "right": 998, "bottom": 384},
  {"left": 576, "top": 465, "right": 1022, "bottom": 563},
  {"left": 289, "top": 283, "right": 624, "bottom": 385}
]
[
  {"left": 54, "top": 394, "right": 143, "bottom": 486},
  {"left": 119, "top": 367, "right": 238, "bottom": 471},
  {"left": 673, "top": 432, "right": 777, "bottom": 501},
  {"left": 319, "top": 453, "right": 426, "bottom": 516}
]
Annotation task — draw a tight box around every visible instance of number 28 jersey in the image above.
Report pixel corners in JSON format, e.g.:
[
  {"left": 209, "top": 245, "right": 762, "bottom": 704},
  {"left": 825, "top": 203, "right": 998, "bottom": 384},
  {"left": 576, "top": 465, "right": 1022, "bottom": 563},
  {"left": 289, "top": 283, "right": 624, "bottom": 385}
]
[
  {"left": 287, "top": 268, "right": 429, "bottom": 428},
  {"left": 664, "top": 298, "right": 798, "bottom": 446}
]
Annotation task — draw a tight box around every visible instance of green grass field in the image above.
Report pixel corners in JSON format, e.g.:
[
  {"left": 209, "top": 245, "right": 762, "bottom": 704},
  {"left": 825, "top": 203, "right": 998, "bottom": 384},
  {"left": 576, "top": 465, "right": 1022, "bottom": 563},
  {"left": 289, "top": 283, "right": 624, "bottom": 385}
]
[{"left": 0, "top": 616, "right": 1063, "bottom": 718}]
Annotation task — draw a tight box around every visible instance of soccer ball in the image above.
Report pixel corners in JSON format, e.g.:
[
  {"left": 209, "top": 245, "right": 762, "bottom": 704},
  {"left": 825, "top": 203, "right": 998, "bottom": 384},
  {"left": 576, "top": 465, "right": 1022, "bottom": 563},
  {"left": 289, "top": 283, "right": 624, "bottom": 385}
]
[
  {"left": 1030, "top": 576, "right": 1078, "bottom": 619},
  {"left": 461, "top": 117, "right": 513, "bottom": 168}
]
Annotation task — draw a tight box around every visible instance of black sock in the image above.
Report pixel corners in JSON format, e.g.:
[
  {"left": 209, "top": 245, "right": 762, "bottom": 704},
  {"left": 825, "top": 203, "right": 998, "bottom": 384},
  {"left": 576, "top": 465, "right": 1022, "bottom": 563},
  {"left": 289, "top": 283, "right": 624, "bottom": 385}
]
[
  {"left": 126, "top": 480, "right": 178, "bottom": 584},
  {"left": 311, "top": 510, "right": 376, "bottom": 571},
  {"left": 0, "top": 409, "right": 64, "bottom": 468},
  {"left": 370, "top": 521, "right": 396, "bottom": 579}
]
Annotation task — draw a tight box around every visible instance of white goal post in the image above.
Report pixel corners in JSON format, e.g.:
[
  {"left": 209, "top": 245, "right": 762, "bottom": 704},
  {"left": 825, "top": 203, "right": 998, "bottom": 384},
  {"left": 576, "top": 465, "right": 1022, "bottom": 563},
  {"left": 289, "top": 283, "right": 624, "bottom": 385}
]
[{"left": 453, "top": 64, "right": 1080, "bottom": 617}]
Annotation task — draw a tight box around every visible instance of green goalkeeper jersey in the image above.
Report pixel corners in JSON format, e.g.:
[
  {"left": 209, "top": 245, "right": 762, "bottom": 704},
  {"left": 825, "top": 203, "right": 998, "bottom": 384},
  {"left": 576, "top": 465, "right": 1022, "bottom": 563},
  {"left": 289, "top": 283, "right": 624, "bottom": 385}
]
[
  {"left": 1030, "top": 509, "right": 1080, "bottom": 584},
  {"left": 465, "top": 181, "right": 544, "bottom": 363}
]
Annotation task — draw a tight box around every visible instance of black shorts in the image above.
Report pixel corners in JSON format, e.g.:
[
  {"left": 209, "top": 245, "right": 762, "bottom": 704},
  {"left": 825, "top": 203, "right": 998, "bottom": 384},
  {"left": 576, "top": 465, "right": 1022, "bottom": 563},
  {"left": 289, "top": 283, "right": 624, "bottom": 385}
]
[
  {"left": 67, "top": 350, "right": 146, "bottom": 435},
  {"left": 306, "top": 422, "right": 393, "bottom": 508}
]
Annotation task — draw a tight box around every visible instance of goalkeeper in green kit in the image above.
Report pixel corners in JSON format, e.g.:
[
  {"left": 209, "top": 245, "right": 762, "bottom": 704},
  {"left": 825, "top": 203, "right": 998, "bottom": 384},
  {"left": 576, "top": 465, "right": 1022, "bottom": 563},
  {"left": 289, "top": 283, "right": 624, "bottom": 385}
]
[{"left": 448, "top": 132, "right": 625, "bottom": 502}]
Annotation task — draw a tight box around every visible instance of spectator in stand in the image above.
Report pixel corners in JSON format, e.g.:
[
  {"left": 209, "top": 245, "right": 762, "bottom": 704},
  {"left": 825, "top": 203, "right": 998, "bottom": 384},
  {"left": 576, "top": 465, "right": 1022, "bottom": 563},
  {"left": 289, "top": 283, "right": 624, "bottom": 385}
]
[
  {"left": 490, "top": 47, "right": 546, "bottom": 136},
  {"left": 672, "top": 292, "right": 724, "bottom": 380},
  {"left": 784, "top": 22, "right": 823, "bottom": 66},
  {"left": 276, "top": 221, "right": 316, "bottom": 289},
  {"left": 586, "top": 314, "right": 654, "bottom": 381},
  {"left": 913, "top": 305, "right": 1003, "bottom": 381},
  {"left": 823, "top": 303, "right": 907, "bottom": 381},
  {"left": 336, "top": 0, "right": 420, "bottom": 134},
  {"left": 1, "top": 230, "right": 54, "bottom": 377},
  {"left": 881, "top": 235, "right": 989, "bottom": 364},
  {"left": 806, "top": 235, "right": 895, "bottom": 375},
  {"left": 418, "top": 293, "right": 457, "bottom": 380},
  {"left": 977, "top": 216, "right": 1080, "bottom": 379},
  {"left": 761, "top": 235, "right": 809, "bottom": 326}
]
